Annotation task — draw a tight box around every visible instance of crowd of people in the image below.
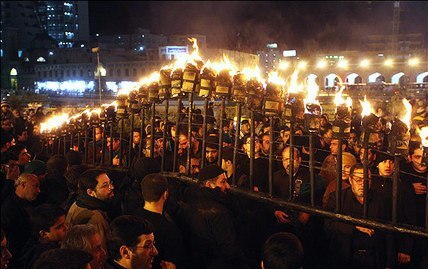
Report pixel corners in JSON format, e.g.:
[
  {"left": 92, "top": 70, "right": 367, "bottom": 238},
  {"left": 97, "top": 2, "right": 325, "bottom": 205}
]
[{"left": 1, "top": 93, "right": 427, "bottom": 269}]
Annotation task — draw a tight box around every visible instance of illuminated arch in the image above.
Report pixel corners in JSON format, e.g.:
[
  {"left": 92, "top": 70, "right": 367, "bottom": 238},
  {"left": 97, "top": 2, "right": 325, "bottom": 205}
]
[
  {"left": 345, "top": 73, "right": 362, "bottom": 84},
  {"left": 416, "top": 72, "right": 428, "bottom": 83},
  {"left": 391, "top": 72, "right": 405, "bottom": 84},
  {"left": 10, "top": 68, "right": 17, "bottom": 76},
  {"left": 325, "top": 73, "right": 341, "bottom": 88},
  {"left": 368, "top": 72, "right": 385, "bottom": 83},
  {"left": 36, "top": 57, "right": 46, "bottom": 62}
]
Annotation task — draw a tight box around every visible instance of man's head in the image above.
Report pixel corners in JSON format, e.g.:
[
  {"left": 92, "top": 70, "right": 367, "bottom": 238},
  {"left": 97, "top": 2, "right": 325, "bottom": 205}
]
[
  {"left": 241, "top": 133, "right": 261, "bottom": 157},
  {"left": 221, "top": 147, "right": 234, "bottom": 172},
  {"left": 15, "top": 128, "right": 29, "bottom": 143},
  {"left": 8, "top": 144, "right": 31, "bottom": 165},
  {"left": 198, "top": 164, "right": 230, "bottom": 192},
  {"left": 281, "top": 147, "right": 301, "bottom": 175},
  {"left": 15, "top": 174, "right": 40, "bottom": 201},
  {"left": 262, "top": 232, "right": 303, "bottom": 269},
  {"left": 132, "top": 129, "right": 141, "bottom": 145},
  {"left": 341, "top": 152, "right": 357, "bottom": 180},
  {"left": 31, "top": 204, "right": 68, "bottom": 243},
  {"left": 107, "top": 136, "right": 120, "bottom": 152},
  {"left": 205, "top": 136, "right": 219, "bottom": 165},
  {"left": 95, "top": 127, "right": 103, "bottom": 142},
  {"left": 359, "top": 148, "right": 376, "bottom": 166},
  {"left": 61, "top": 224, "right": 106, "bottom": 269},
  {"left": 329, "top": 139, "right": 347, "bottom": 155},
  {"left": 78, "top": 169, "right": 114, "bottom": 201},
  {"left": 409, "top": 144, "right": 426, "bottom": 173},
  {"left": 178, "top": 156, "right": 200, "bottom": 176},
  {"left": 376, "top": 151, "right": 395, "bottom": 176},
  {"left": 322, "top": 128, "right": 333, "bottom": 146},
  {"left": 349, "top": 163, "right": 368, "bottom": 199},
  {"left": 141, "top": 174, "right": 168, "bottom": 203},
  {"left": 178, "top": 133, "right": 188, "bottom": 156},
  {"left": 260, "top": 132, "right": 271, "bottom": 155},
  {"left": 0, "top": 132, "right": 15, "bottom": 152},
  {"left": 241, "top": 119, "right": 250, "bottom": 135},
  {"left": 107, "top": 215, "right": 158, "bottom": 269},
  {"left": 143, "top": 137, "right": 161, "bottom": 158},
  {"left": 1, "top": 119, "right": 13, "bottom": 132}
]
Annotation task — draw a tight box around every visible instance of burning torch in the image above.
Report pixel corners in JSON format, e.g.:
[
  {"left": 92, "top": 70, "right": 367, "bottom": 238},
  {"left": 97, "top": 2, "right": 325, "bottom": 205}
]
[
  {"left": 331, "top": 87, "right": 352, "bottom": 212},
  {"left": 264, "top": 71, "right": 285, "bottom": 117},
  {"left": 387, "top": 98, "right": 412, "bottom": 223}
]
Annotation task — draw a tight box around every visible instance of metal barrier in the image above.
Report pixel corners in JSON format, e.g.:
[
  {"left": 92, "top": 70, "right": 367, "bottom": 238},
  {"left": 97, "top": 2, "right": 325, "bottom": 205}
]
[{"left": 43, "top": 94, "right": 428, "bottom": 240}]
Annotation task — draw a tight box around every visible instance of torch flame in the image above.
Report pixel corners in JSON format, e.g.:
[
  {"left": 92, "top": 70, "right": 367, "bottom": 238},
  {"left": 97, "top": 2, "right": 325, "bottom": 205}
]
[
  {"left": 400, "top": 98, "right": 412, "bottom": 128},
  {"left": 303, "top": 79, "right": 321, "bottom": 113},
  {"left": 420, "top": 127, "right": 428, "bottom": 147},
  {"left": 267, "top": 71, "right": 286, "bottom": 87},
  {"left": 360, "top": 95, "right": 374, "bottom": 117},
  {"left": 140, "top": 71, "right": 160, "bottom": 86},
  {"left": 334, "top": 87, "right": 352, "bottom": 108},
  {"left": 287, "top": 70, "right": 304, "bottom": 94},
  {"left": 241, "top": 66, "right": 264, "bottom": 83},
  {"left": 40, "top": 113, "right": 69, "bottom": 133},
  {"left": 210, "top": 55, "right": 237, "bottom": 77}
]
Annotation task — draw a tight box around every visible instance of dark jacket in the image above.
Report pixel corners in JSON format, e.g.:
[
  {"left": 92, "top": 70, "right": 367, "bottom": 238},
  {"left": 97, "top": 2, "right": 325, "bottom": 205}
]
[
  {"left": 177, "top": 186, "right": 248, "bottom": 269},
  {"left": 18, "top": 238, "right": 59, "bottom": 269},
  {"left": 134, "top": 208, "right": 188, "bottom": 269},
  {"left": 1, "top": 193, "right": 34, "bottom": 266},
  {"left": 371, "top": 175, "right": 417, "bottom": 260},
  {"left": 324, "top": 188, "right": 394, "bottom": 269}
]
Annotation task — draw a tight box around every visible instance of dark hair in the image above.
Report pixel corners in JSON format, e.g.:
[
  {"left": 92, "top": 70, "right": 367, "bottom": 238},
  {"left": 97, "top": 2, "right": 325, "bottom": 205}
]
[
  {"left": 221, "top": 146, "right": 234, "bottom": 162},
  {"left": 31, "top": 204, "right": 66, "bottom": 239},
  {"left": 107, "top": 215, "right": 154, "bottom": 260},
  {"left": 7, "top": 144, "right": 27, "bottom": 159},
  {"left": 65, "top": 165, "right": 90, "bottom": 193},
  {"left": 262, "top": 232, "right": 303, "bottom": 269},
  {"left": 1, "top": 132, "right": 14, "bottom": 148},
  {"left": 206, "top": 136, "right": 219, "bottom": 150},
  {"left": 350, "top": 163, "right": 364, "bottom": 178},
  {"left": 77, "top": 169, "right": 107, "bottom": 195},
  {"left": 409, "top": 141, "right": 422, "bottom": 156},
  {"left": 66, "top": 151, "right": 82, "bottom": 167},
  {"left": 33, "top": 248, "right": 93, "bottom": 269},
  {"left": 47, "top": 155, "right": 68, "bottom": 176},
  {"left": 141, "top": 173, "right": 168, "bottom": 202}
]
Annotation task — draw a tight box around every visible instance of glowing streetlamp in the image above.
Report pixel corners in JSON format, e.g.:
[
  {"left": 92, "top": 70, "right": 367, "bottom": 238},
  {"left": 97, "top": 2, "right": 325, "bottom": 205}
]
[{"left": 360, "top": 59, "right": 370, "bottom": 68}]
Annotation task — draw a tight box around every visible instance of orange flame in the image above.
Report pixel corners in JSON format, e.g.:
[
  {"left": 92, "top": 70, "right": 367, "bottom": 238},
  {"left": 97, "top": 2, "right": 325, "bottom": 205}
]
[
  {"left": 241, "top": 66, "right": 264, "bottom": 83},
  {"left": 304, "top": 79, "right": 321, "bottom": 112},
  {"left": 210, "top": 55, "right": 237, "bottom": 77},
  {"left": 400, "top": 98, "right": 412, "bottom": 128},
  {"left": 359, "top": 95, "right": 374, "bottom": 117},
  {"left": 267, "top": 71, "right": 286, "bottom": 87},
  {"left": 334, "top": 87, "right": 352, "bottom": 108},
  {"left": 287, "top": 70, "right": 304, "bottom": 94},
  {"left": 140, "top": 71, "right": 160, "bottom": 86},
  {"left": 40, "top": 113, "right": 69, "bottom": 133}
]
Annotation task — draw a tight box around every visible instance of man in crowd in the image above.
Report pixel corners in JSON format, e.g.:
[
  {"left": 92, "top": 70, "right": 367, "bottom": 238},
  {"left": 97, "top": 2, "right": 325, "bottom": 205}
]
[
  {"left": 1, "top": 174, "right": 40, "bottom": 267},
  {"left": 66, "top": 169, "right": 114, "bottom": 250},
  {"left": 261, "top": 232, "right": 303, "bottom": 269},
  {"left": 325, "top": 163, "right": 394, "bottom": 268},
  {"left": 62, "top": 224, "right": 107, "bottom": 269},
  {"left": 106, "top": 215, "right": 164, "bottom": 269},
  {"left": 135, "top": 174, "right": 187, "bottom": 268}
]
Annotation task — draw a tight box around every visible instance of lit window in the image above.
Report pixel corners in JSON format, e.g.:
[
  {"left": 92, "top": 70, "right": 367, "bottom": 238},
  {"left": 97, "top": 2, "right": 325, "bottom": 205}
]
[{"left": 37, "top": 57, "right": 46, "bottom": 62}]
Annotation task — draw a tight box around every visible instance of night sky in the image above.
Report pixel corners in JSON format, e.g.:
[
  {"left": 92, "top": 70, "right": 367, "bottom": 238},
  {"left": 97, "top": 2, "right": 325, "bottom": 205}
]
[{"left": 88, "top": 1, "right": 428, "bottom": 52}]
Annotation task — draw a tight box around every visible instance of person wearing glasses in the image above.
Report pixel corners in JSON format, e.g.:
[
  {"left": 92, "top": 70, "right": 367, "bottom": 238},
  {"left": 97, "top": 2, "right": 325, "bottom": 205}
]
[
  {"left": 324, "top": 163, "right": 394, "bottom": 269},
  {"left": 106, "top": 215, "right": 175, "bottom": 269},
  {"left": 65, "top": 169, "right": 114, "bottom": 251}
]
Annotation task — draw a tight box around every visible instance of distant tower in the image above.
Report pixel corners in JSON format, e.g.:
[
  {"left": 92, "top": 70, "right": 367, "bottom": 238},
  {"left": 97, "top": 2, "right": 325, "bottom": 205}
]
[
  {"left": 35, "top": 1, "right": 89, "bottom": 48},
  {"left": 391, "top": 1, "right": 400, "bottom": 56}
]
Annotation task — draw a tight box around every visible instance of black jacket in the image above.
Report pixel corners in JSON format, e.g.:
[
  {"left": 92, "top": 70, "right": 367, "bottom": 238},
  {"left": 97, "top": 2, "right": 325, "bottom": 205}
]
[
  {"left": 324, "top": 188, "right": 394, "bottom": 269},
  {"left": 1, "top": 193, "right": 34, "bottom": 266},
  {"left": 177, "top": 186, "right": 248, "bottom": 269}
]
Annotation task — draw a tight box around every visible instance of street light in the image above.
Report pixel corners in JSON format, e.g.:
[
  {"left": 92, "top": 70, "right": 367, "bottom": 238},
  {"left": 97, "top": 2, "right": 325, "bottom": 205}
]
[{"left": 92, "top": 47, "right": 104, "bottom": 107}]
